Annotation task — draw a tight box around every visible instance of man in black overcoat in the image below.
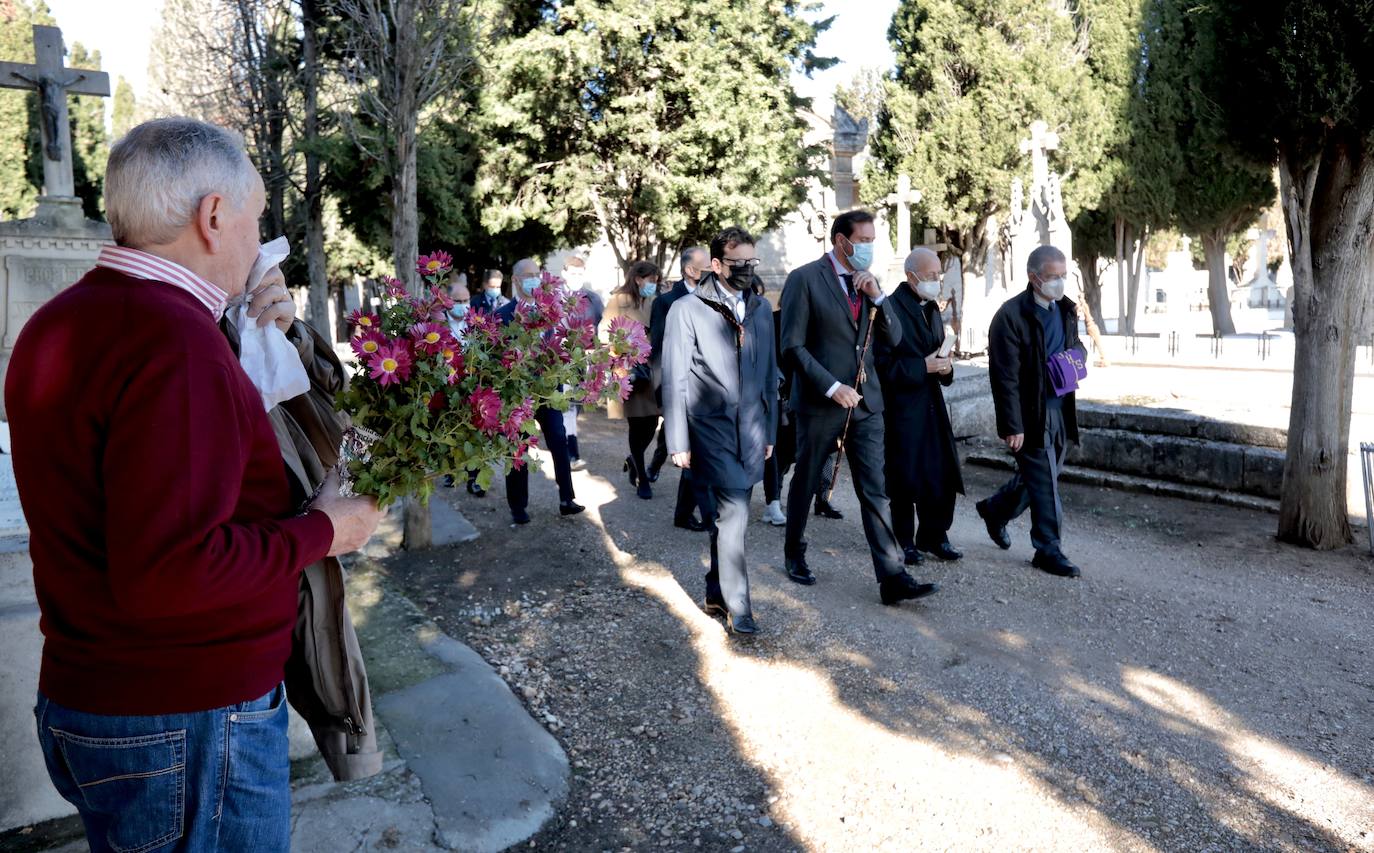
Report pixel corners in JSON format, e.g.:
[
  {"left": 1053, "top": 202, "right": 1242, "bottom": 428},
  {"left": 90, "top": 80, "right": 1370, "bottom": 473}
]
[
  {"left": 778, "top": 209, "right": 938, "bottom": 606},
  {"left": 976, "top": 245, "right": 1083, "bottom": 578},
  {"left": 649, "top": 246, "right": 710, "bottom": 530},
  {"left": 875, "top": 248, "right": 965, "bottom": 566}
]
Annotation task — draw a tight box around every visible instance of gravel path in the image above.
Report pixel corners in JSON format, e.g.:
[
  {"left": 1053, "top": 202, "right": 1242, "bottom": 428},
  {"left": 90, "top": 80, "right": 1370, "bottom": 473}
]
[{"left": 387, "top": 410, "right": 1374, "bottom": 853}]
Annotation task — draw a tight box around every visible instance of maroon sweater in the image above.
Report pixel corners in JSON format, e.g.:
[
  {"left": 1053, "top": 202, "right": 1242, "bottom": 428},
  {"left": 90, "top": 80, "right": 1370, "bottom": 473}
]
[{"left": 5, "top": 266, "right": 334, "bottom": 715}]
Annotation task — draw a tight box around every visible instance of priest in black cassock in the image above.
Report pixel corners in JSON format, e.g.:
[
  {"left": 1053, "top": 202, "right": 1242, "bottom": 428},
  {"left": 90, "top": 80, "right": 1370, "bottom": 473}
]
[{"left": 875, "top": 247, "right": 965, "bottom": 566}]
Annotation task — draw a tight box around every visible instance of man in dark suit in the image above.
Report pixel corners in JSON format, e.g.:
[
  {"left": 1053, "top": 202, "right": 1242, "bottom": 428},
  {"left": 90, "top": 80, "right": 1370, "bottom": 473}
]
[
  {"left": 875, "top": 248, "right": 965, "bottom": 566},
  {"left": 662, "top": 227, "right": 777, "bottom": 635},
  {"left": 976, "top": 245, "right": 1083, "bottom": 578},
  {"left": 471, "top": 269, "right": 511, "bottom": 315},
  {"left": 648, "top": 246, "right": 710, "bottom": 531},
  {"left": 495, "top": 258, "right": 584, "bottom": 524},
  {"left": 779, "top": 209, "right": 938, "bottom": 606}
]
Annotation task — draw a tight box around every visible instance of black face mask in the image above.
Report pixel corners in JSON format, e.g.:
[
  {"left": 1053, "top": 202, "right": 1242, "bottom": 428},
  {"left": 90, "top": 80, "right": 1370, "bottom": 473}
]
[{"left": 723, "top": 264, "right": 752, "bottom": 291}]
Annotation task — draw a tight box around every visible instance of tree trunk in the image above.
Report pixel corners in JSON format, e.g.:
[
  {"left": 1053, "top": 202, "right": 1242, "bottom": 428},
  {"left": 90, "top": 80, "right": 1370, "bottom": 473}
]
[
  {"left": 1202, "top": 229, "right": 1236, "bottom": 336},
  {"left": 301, "top": 0, "right": 330, "bottom": 339},
  {"left": 1074, "top": 248, "right": 1107, "bottom": 332},
  {"left": 1114, "top": 216, "right": 1127, "bottom": 332},
  {"left": 1277, "top": 135, "right": 1374, "bottom": 549},
  {"left": 392, "top": 117, "right": 420, "bottom": 294},
  {"left": 402, "top": 496, "right": 432, "bottom": 549},
  {"left": 1123, "top": 223, "right": 1147, "bottom": 336}
]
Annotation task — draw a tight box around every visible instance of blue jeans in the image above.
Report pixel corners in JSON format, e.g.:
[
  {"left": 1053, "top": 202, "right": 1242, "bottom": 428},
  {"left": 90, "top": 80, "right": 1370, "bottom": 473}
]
[{"left": 35, "top": 683, "right": 291, "bottom": 853}]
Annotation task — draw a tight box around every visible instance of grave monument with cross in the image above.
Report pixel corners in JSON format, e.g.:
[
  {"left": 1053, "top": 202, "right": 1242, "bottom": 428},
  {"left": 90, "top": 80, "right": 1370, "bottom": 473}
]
[{"left": 0, "top": 25, "right": 113, "bottom": 421}]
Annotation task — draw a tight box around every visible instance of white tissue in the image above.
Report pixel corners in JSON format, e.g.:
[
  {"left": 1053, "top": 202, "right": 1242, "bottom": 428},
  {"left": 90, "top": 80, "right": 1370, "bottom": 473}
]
[{"left": 236, "top": 236, "right": 310, "bottom": 411}]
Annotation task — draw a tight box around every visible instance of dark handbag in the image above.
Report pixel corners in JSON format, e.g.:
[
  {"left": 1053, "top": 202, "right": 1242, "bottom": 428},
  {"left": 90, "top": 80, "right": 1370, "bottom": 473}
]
[{"left": 629, "top": 362, "right": 652, "bottom": 388}]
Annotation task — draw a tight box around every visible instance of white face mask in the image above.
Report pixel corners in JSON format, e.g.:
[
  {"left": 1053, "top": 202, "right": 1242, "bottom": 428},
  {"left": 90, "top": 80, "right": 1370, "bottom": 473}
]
[
  {"left": 914, "top": 278, "right": 942, "bottom": 301},
  {"left": 1037, "top": 276, "right": 1066, "bottom": 301}
]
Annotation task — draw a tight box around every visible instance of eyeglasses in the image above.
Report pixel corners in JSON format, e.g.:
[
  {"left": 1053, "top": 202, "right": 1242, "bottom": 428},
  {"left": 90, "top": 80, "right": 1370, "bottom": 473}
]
[{"left": 724, "top": 258, "right": 761, "bottom": 270}]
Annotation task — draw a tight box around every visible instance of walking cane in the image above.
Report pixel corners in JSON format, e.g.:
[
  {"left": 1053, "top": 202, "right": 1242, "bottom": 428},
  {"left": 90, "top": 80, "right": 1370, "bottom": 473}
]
[{"left": 825, "top": 305, "right": 879, "bottom": 503}]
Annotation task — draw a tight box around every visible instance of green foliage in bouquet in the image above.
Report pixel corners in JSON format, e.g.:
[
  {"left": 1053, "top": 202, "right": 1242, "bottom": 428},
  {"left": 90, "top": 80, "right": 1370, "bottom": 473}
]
[{"left": 336, "top": 252, "right": 649, "bottom": 507}]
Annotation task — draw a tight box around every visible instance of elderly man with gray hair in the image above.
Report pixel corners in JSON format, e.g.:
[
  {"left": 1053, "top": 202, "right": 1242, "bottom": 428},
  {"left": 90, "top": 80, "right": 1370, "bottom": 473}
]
[
  {"left": 6, "top": 117, "right": 383, "bottom": 852},
  {"left": 875, "top": 247, "right": 965, "bottom": 566},
  {"left": 976, "top": 244, "right": 1085, "bottom": 578}
]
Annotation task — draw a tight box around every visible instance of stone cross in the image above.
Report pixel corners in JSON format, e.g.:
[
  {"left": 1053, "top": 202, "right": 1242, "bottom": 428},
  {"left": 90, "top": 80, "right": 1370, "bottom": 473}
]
[
  {"left": 884, "top": 174, "right": 921, "bottom": 258},
  {"left": 0, "top": 26, "right": 111, "bottom": 199},
  {"left": 1019, "top": 120, "right": 1059, "bottom": 200}
]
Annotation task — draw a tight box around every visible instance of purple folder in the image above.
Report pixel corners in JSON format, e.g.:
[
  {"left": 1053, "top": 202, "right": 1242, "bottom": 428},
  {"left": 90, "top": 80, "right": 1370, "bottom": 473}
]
[{"left": 1047, "top": 347, "right": 1087, "bottom": 397}]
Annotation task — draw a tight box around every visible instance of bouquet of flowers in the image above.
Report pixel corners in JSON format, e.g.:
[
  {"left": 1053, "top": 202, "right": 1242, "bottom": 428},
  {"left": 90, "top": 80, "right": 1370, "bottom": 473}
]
[{"left": 335, "top": 251, "right": 649, "bottom": 507}]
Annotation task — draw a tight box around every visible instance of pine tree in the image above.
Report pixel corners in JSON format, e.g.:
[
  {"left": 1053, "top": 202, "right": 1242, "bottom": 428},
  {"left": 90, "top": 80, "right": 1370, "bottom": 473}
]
[
  {"left": 474, "top": 0, "right": 833, "bottom": 271},
  {"left": 869, "top": 0, "right": 1107, "bottom": 285},
  {"left": 111, "top": 76, "right": 135, "bottom": 140},
  {"left": 66, "top": 41, "right": 107, "bottom": 219},
  {"left": 1198, "top": 0, "right": 1374, "bottom": 549}
]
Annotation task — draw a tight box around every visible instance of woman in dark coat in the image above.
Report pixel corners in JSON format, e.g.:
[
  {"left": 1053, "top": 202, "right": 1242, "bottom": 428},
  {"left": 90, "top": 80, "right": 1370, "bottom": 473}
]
[{"left": 875, "top": 250, "right": 965, "bottom": 564}]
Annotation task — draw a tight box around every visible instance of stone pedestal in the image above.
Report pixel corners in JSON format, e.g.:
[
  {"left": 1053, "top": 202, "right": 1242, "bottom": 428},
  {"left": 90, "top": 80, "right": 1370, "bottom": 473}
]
[{"left": 0, "top": 201, "right": 113, "bottom": 419}]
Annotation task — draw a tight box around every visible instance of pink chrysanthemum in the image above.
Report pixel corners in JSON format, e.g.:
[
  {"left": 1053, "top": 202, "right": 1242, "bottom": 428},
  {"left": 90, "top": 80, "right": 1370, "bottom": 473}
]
[
  {"left": 410, "top": 322, "right": 450, "bottom": 355},
  {"left": 368, "top": 341, "right": 412, "bottom": 386},
  {"left": 348, "top": 309, "right": 380, "bottom": 330},
  {"left": 350, "top": 328, "right": 387, "bottom": 359},
  {"left": 416, "top": 251, "right": 454, "bottom": 278},
  {"left": 382, "top": 276, "right": 408, "bottom": 298},
  {"left": 470, "top": 386, "right": 502, "bottom": 433}
]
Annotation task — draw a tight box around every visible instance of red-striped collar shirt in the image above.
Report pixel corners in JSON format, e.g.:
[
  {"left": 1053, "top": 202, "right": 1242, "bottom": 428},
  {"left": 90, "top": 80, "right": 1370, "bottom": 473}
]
[{"left": 94, "top": 245, "right": 230, "bottom": 320}]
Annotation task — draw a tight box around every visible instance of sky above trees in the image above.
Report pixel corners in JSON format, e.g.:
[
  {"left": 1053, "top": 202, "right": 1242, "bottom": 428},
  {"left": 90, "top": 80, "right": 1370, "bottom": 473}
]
[{"left": 35, "top": 0, "right": 896, "bottom": 124}]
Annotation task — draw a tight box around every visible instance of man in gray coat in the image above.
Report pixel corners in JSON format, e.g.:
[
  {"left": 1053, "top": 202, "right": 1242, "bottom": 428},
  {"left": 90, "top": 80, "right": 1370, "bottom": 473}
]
[{"left": 662, "top": 227, "right": 778, "bottom": 635}]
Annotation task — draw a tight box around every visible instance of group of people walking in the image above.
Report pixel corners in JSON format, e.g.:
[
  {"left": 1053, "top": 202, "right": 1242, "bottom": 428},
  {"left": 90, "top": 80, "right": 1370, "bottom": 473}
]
[{"left": 454, "top": 209, "right": 1088, "bottom": 637}]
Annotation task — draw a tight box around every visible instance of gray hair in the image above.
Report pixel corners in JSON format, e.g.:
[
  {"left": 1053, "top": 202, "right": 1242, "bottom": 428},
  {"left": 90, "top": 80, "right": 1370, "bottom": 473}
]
[
  {"left": 105, "top": 117, "right": 257, "bottom": 247},
  {"left": 680, "top": 246, "right": 707, "bottom": 270},
  {"left": 1027, "top": 245, "right": 1067, "bottom": 278},
  {"left": 903, "top": 247, "right": 940, "bottom": 275},
  {"left": 512, "top": 257, "right": 540, "bottom": 279}
]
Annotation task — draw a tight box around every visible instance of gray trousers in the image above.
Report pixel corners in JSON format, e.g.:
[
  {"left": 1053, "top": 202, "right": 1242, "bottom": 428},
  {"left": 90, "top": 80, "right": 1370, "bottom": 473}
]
[
  {"left": 702, "top": 486, "right": 753, "bottom": 616},
  {"left": 984, "top": 406, "right": 1068, "bottom": 555}
]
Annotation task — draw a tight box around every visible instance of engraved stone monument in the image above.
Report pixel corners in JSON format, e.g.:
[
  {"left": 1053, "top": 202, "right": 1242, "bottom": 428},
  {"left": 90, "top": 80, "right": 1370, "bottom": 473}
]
[{"left": 0, "top": 24, "right": 111, "bottom": 832}]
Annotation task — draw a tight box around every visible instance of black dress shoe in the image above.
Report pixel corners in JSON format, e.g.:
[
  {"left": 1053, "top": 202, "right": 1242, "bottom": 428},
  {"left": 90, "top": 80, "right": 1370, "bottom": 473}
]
[
  {"left": 467, "top": 481, "right": 486, "bottom": 497},
  {"left": 511, "top": 509, "right": 531, "bottom": 525},
  {"left": 675, "top": 517, "right": 709, "bottom": 532},
  {"left": 1032, "top": 551, "right": 1081, "bottom": 578},
  {"left": 902, "top": 546, "right": 925, "bottom": 566},
  {"left": 725, "top": 612, "right": 759, "bottom": 635},
  {"left": 646, "top": 466, "right": 661, "bottom": 483},
  {"left": 976, "top": 500, "right": 1011, "bottom": 550},
  {"left": 559, "top": 501, "right": 585, "bottom": 517},
  {"left": 920, "top": 541, "right": 963, "bottom": 561},
  {"left": 785, "top": 556, "right": 816, "bottom": 586},
  {"left": 879, "top": 573, "right": 939, "bottom": 605},
  {"left": 813, "top": 499, "right": 844, "bottom": 520}
]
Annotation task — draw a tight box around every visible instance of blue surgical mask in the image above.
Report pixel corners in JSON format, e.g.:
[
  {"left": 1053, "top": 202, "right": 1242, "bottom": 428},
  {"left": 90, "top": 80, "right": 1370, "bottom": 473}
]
[
  {"left": 846, "top": 240, "right": 874, "bottom": 272},
  {"left": 484, "top": 286, "right": 501, "bottom": 299},
  {"left": 449, "top": 303, "right": 469, "bottom": 319},
  {"left": 639, "top": 282, "right": 657, "bottom": 298},
  {"left": 521, "top": 277, "right": 541, "bottom": 295}
]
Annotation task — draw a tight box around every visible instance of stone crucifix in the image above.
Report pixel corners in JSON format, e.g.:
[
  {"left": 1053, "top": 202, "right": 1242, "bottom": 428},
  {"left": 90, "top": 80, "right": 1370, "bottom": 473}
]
[
  {"left": 1019, "top": 120, "right": 1059, "bottom": 197},
  {"left": 0, "top": 26, "right": 111, "bottom": 199},
  {"left": 884, "top": 173, "right": 922, "bottom": 258}
]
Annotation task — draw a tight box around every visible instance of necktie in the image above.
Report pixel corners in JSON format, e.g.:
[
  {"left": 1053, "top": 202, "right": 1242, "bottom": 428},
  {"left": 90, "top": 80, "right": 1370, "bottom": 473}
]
[{"left": 842, "top": 274, "right": 860, "bottom": 321}]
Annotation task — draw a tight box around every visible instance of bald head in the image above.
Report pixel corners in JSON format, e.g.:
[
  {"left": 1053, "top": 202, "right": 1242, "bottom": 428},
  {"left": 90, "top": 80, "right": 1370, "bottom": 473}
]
[{"left": 904, "top": 247, "right": 941, "bottom": 278}]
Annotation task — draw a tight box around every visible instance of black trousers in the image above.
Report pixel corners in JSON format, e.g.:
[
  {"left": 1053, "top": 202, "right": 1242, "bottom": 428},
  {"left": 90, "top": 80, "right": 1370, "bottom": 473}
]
[
  {"left": 506, "top": 406, "right": 575, "bottom": 511},
  {"left": 890, "top": 481, "right": 956, "bottom": 552},
  {"left": 627, "top": 415, "right": 657, "bottom": 478},
  {"left": 983, "top": 405, "right": 1068, "bottom": 555},
  {"left": 784, "top": 408, "right": 905, "bottom": 581},
  {"left": 674, "top": 468, "right": 701, "bottom": 523},
  {"left": 701, "top": 485, "right": 753, "bottom": 616}
]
